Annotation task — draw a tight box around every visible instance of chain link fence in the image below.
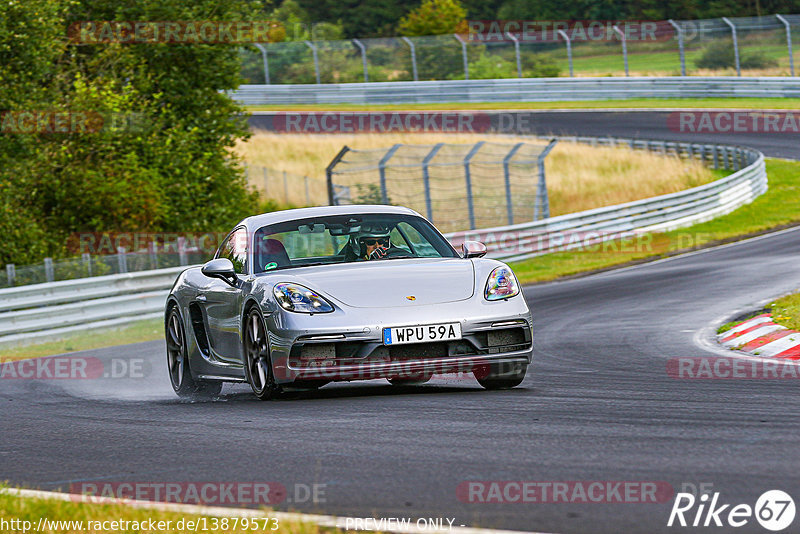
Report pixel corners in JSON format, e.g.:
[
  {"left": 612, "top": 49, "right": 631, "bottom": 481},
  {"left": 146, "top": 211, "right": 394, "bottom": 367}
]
[
  {"left": 240, "top": 14, "right": 800, "bottom": 82},
  {"left": 244, "top": 164, "right": 328, "bottom": 207},
  {"left": 326, "top": 140, "right": 557, "bottom": 233}
]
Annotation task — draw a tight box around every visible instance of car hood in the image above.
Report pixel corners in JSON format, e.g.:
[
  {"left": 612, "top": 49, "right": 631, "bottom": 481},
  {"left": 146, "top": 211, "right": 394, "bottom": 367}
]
[{"left": 276, "top": 258, "right": 475, "bottom": 308}]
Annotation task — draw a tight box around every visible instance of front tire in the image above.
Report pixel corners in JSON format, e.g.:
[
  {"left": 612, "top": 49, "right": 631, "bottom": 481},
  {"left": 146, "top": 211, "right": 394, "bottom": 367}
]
[
  {"left": 474, "top": 362, "right": 527, "bottom": 390},
  {"left": 166, "top": 307, "right": 222, "bottom": 399},
  {"left": 244, "top": 308, "right": 281, "bottom": 401}
]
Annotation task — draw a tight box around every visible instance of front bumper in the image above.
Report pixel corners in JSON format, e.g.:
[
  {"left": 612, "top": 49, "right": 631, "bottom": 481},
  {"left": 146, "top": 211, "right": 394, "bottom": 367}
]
[{"left": 265, "top": 300, "right": 534, "bottom": 383}]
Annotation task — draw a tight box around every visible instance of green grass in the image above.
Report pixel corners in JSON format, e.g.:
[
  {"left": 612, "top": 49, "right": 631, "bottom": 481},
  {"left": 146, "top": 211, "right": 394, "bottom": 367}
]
[
  {"left": 771, "top": 292, "right": 800, "bottom": 331},
  {"left": 542, "top": 43, "right": 794, "bottom": 77},
  {"left": 0, "top": 487, "right": 328, "bottom": 534},
  {"left": 245, "top": 98, "right": 800, "bottom": 112},
  {"left": 0, "top": 318, "right": 163, "bottom": 362},
  {"left": 511, "top": 158, "right": 800, "bottom": 284}
]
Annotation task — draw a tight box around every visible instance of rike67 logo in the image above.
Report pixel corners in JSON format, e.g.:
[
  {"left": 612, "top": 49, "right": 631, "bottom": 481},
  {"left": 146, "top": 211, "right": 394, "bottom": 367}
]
[{"left": 668, "top": 490, "right": 795, "bottom": 531}]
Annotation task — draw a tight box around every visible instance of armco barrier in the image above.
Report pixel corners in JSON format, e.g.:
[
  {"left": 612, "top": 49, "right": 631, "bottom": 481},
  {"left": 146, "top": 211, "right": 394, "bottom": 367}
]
[
  {"left": 230, "top": 77, "right": 800, "bottom": 106},
  {"left": 0, "top": 138, "right": 767, "bottom": 346},
  {"left": 0, "top": 267, "right": 187, "bottom": 346}
]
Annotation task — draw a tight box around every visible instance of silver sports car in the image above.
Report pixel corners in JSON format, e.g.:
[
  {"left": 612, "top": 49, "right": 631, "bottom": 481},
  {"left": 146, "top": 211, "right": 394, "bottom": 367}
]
[{"left": 165, "top": 205, "right": 533, "bottom": 399}]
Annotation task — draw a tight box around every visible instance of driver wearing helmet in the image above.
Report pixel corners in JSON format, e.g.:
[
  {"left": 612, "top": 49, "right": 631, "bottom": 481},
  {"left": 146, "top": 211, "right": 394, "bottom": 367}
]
[{"left": 351, "top": 225, "right": 393, "bottom": 260}]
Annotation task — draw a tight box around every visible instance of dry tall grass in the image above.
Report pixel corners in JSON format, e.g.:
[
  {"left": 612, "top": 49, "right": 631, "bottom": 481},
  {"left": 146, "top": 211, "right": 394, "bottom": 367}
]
[{"left": 234, "top": 132, "right": 714, "bottom": 217}]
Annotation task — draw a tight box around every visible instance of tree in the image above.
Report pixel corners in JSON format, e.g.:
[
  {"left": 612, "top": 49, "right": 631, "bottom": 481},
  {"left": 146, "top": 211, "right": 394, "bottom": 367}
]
[{"left": 399, "top": 0, "right": 468, "bottom": 37}]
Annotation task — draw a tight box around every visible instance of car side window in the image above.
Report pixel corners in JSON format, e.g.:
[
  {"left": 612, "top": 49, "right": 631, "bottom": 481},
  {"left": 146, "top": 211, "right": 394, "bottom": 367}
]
[
  {"left": 395, "top": 222, "right": 439, "bottom": 257},
  {"left": 217, "top": 227, "right": 248, "bottom": 274}
]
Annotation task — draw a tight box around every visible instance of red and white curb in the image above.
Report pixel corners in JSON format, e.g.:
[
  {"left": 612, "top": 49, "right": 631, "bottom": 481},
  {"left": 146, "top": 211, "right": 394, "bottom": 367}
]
[{"left": 717, "top": 313, "right": 800, "bottom": 359}]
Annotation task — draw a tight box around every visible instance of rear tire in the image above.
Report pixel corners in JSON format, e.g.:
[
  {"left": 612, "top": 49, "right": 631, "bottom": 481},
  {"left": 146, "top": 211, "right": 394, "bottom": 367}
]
[
  {"left": 166, "top": 306, "right": 222, "bottom": 399},
  {"left": 244, "top": 308, "right": 281, "bottom": 401},
  {"left": 474, "top": 362, "right": 527, "bottom": 390}
]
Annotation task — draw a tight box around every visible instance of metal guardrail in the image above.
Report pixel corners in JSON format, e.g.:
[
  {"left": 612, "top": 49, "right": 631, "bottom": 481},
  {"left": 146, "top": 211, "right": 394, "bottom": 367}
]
[
  {"left": 230, "top": 77, "right": 800, "bottom": 105},
  {"left": 444, "top": 138, "right": 766, "bottom": 262},
  {"left": 0, "top": 138, "right": 766, "bottom": 346},
  {"left": 0, "top": 267, "right": 187, "bottom": 346}
]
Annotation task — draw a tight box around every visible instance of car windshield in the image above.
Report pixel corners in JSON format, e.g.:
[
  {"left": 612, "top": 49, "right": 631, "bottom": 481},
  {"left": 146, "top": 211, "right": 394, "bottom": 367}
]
[{"left": 252, "top": 213, "right": 458, "bottom": 273}]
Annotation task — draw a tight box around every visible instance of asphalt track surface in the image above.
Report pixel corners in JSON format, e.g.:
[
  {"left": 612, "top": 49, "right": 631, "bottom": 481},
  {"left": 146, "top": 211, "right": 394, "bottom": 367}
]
[
  {"left": 249, "top": 109, "right": 800, "bottom": 160},
  {"left": 4, "top": 113, "right": 800, "bottom": 533}
]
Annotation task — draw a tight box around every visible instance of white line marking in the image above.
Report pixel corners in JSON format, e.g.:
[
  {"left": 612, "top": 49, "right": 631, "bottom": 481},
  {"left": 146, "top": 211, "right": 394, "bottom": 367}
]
[{"left": 0, "top": 488, "right": 553, "bottom": 534}]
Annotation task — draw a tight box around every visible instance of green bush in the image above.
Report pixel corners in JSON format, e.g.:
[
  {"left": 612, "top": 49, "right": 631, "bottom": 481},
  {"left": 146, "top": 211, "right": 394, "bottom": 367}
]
[
  {"left": 0, "top": 0, "right": 262, "bottom": 268},
  {"left": 695, "top": 40, "right": 778, "bottom": 70}
]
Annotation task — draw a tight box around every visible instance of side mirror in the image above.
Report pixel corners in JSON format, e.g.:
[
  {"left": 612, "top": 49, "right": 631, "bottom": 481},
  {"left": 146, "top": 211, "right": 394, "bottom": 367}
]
[
  {"left": 461, "top": 241, "right": 487, "bottom": 259},
  {"left": 201, "top": 258, "right": 237, "bottom": 286}
]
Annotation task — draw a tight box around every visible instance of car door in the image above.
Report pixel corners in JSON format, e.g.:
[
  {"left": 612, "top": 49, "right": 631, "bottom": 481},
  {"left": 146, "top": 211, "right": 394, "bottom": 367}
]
[{"left": 202, "top": 227, "right": 248, "bottom": 364}]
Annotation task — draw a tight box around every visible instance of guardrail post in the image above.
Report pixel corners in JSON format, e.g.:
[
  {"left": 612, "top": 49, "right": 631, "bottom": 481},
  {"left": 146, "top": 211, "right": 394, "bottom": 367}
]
[
  {"left": 503, "top": 143, "right": 524, "bottom": 225},
  {"left": 326, "top": 146, "right": 350, "bottom": 205},
  {"left": 454, "top": 34, "right": 469, "bottom": 80},
  {"left": 535, "top": 139, "right": 558, "bottom": 220},
  {"left": 304, "top": 176, "right": 310, "bottom": 205},
  {"left": 733, "top": 148, "right": 741, "bottom": 171},
  {"left": 353, "top": 39, "right": 368, "bottom": 82},
  {"left": 149, "top": 242, "right": 158, "bottom": 270},
  {"left": 687, "top": 143, "right": 694, "bottom": 160},
  {"left": 253, "top": 43, "right": 270, "bottom": 84},
  {"left": 700, "top": 144, "right": 706, "bottom": 164},
  {"left": 82, "top": 252, "right": 92, "bottom": 277},
  {"left": 722, "top": 17, "right": 741, "bottom": 76},
  {"left": 6, "top": 263, "right": 15, "bottom": 286},
  {"left": 177, "top": 238, "right": 187, "bottom": 266},
  {"left": 667, "top": 20, "right": 686, "bottom": 76},
  {"left": 463, "top": 141, "right": 485, "bottom": 229},
  {"left": 612, "top": 25, "right": 629, "bottom": 77},
  {"left": 117, "top": 248, "right": 127, "bottom": 273},
  {"left": 378, "top": 144, "right": 402, "bottom": 204},
  {"left": 401, "top": 37, "right": 418, "bottom": 81},
  {"left": 505, "top": 32, "right": 522, "bottom": 78},
  {"left": 422, "top": 143, "right": 444, "bottom": 222},
  {"left": 776, "top": 15, "right": 795, "bottom": 76},
  {"left": 263, "top": 167, "right": 268, "bottom": 196},
  {"left": 557, "top": 30, "right": 573, "bottom": 77},
  {"left": 304, "top": 40, "right": 321, "bottom": 84},
  {"left": 44, "top": 257, "right": 54, "bottom": 282},
  {"left": 712, "top": 145, "right": 719, "bottom": 169}
]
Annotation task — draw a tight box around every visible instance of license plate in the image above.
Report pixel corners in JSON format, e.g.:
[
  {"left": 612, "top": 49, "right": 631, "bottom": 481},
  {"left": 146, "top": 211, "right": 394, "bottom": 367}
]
[{"left": 383, "top": 322, "right": 462, "bottom": 345}]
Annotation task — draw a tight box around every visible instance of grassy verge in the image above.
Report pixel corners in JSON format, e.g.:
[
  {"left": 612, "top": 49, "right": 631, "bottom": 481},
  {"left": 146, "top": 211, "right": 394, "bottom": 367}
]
[
  {"left": 0, "top": 318, "right": 162, "bottom": 362},
  {"left": 245, "top": 98, "right": 800, "bottom": 112},
  {"left": 512, "top": 158, "right": 800, "bottom": 284},
  {"left": 771, "top": 292, "right": 800, "bottom": 331},
  {"left": 0, "top": 488, "right": 329, "bottom": 534}
]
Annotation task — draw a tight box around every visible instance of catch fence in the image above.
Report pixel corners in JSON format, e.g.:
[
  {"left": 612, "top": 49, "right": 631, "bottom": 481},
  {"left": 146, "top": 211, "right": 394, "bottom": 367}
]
[
  {"left": 239, "top": 14, "right": 800, "bottom": 84},
  {"left": 325, "top": 141, "right": 557, "bottom": 233}
]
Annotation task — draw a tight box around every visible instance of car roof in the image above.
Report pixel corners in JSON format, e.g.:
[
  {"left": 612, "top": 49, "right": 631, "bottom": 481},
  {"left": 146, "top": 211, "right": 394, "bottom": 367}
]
[{"left": 240, "top": 205, "right": 423, "bottom": 230}]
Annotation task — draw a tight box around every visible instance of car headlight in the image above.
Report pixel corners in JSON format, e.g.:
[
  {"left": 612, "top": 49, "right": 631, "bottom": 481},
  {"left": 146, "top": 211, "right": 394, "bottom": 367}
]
[
  {"left": 273, "top": 283, "right": 334, "bottom": 313},
  {"left": 484, "top": 266, "right": 520, "bottom": 301}
]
